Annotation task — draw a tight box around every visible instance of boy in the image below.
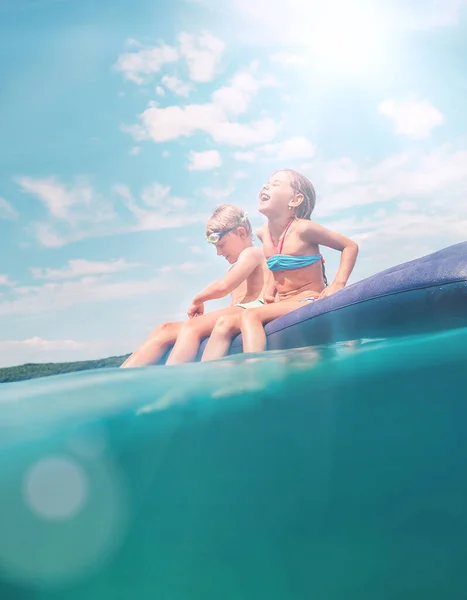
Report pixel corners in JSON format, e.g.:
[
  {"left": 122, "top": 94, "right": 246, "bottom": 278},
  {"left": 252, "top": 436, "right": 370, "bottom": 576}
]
[{"left": 121, "top": 204, "right": 268, "bottom": 367}]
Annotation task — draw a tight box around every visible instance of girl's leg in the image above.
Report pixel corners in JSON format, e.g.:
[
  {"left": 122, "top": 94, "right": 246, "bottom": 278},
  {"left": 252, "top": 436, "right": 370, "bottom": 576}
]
[
  {"left": 120, "top": 321, "right": 182, "bottom": 368},
  {"left": 165, "top": 306, "right": 242, "bottom": 365},
  {"left": 241, "top": 300, "right": 304, "bottom": 353},
  {"left": 201, "top": 313, "right": 242, "bottom": 362}
]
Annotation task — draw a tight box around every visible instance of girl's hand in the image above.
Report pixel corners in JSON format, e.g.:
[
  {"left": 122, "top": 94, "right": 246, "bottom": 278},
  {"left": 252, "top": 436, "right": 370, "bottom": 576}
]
[
  {"left": 187, "top": 300, "right": 204, "bottom": 318},
  {"left": 264, "top": 294, "right": 276, "bottom": 304},
  {"left": 318, "top": 282, "right": 345, "bottom": 300}
]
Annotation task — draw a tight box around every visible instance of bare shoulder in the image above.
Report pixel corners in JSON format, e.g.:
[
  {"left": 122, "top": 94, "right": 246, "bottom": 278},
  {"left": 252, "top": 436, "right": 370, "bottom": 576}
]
[
  {"left": 239, "top": 245, "right": 264, "bottom": 260},
  {"left": 296, "top": 218, "right": 321, "bottom": 237},
  {"left": 255, "top": 224, "right": 266, "bottom": 240}
]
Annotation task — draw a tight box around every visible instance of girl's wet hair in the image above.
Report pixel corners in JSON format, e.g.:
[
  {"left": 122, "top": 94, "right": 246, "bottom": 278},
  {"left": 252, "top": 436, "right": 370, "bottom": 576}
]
[
  {"left": 276, "top": 169, "right": 316, "bottom": 219},
  {"left": 206, "top": 204, "right": 252, "bottom": 238}
]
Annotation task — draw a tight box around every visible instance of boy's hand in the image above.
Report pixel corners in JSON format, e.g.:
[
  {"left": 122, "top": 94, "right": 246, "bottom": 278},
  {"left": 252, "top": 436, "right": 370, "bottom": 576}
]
[
  {"left": 264, "top": 294, "right": 276, "bottom": 304},
  {"left": 318, "top": 282, "right": 345, "bottom": 300},
  {"left": 187, "top": 299, "right": 204, "bottom": 318}
]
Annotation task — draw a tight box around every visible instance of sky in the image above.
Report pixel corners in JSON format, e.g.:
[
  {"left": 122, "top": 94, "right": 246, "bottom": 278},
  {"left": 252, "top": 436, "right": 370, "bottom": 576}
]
[{"left": 0, "top": 0, "right": 466, "bottom": 367}]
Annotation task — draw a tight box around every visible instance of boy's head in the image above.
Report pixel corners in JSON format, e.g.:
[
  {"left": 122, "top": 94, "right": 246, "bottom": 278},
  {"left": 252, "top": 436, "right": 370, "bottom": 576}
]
[{"left": 206, "top": 204, "right": 253, "bottom": 263}]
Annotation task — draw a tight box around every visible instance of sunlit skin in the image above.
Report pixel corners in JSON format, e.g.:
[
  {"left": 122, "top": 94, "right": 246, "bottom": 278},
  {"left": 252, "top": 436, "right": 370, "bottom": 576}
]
[
  {"left": 120, "top": 223, "right": 268, "bottom": 368},
  {"left": 201, "top": 170, "right": 359, "bottom": 361}
]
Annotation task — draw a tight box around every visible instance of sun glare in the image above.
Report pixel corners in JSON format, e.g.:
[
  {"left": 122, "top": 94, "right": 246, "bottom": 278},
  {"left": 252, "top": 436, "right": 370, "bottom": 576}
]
[{"left": 299, "top": 1, "right": 389, "bottom": 77}]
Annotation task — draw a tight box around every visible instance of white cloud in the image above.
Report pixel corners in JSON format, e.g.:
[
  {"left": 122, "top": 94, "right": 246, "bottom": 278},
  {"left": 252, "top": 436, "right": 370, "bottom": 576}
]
[
  {"left": 140, "top": 183, "right": 171, "bottom": 206},
  {"left": 114, "top": 43, "right": 179, "bottom": 84},
  {"left": 188, "top": 149, "right": 222, "bottom": 171},
  {"left": 16, "top": 176, "right": 206, "bottom": 248},
  {"left": 177, "top": 31, "right": 225, "bottom": 82},
  {"left": 233, "top": 151, "right": 256, "bottom": 162},
  {"left": 260, "top": 136, "right": 316, "bottom": 160},
  {"left": 31, "top": 258, "right": 140, "bottom": 281},
  {"left": 125, "top": 64, "right": 278, "bottom": 147},
  {"left": 16, "top": 176, "right": 114, "bottom": 225},
  {"left": 130, "top": 146, "right": 141, "bottom": 155},
  {"left": 211, "top": 68, "right": 272, "bottom": 116},
  {"left": 378, "top": 98, "right": 445, "bottom": 139},
  {"left": 0, "top": 274, "right": 15, "bottom": 287},
  {"left": 0, "top": 197, "right": 18, "bottom": 220},
  {"left": 329, "top": 210, "right": 467, "bottom": 280},
  {"left": 0, "top": 337, "right": 89, "bottom": 368},
  {"left": 34, "top": 223, "right": 68, "bottom": 248},
  {"left": 0, "top": 274, "right": 172, "bottom": 317},
  {"left": 316, "top": 144, "right": 467, "bottom": 218},
  {"left": 16, "top": 176, "right": 116, "bottom": 247},
  {"left": 114, "top": 31, "right": 224, "bottom": 85},
  {"left": 161, "top": 74, "right": 193, "bottom": 96},
  {"left": 210, "top": 118, "right": 277, "bottom": 146},
  {"left": 155, "top": 85, "right": 165, "bottom": 96},
  {"left": 113, "top": 184, "right": 206, "bottom": 232}
]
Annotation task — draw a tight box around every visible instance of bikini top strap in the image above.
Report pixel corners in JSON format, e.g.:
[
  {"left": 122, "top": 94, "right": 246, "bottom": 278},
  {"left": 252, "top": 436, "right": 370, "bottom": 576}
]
[{"left": 268, "top": 219, "right": 294, "bottom": 254}]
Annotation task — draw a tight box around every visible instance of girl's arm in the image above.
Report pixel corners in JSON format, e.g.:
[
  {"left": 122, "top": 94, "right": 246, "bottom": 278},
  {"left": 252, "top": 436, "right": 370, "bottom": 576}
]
[
  {"left": 263, "top": 270, "right": 277, "bottom": 304},
  {"left": 256, "top": 225, "right": 276, "bottom": 303},
  {"left": 300, "top": 221, "right": 359, "bottom": 297}
]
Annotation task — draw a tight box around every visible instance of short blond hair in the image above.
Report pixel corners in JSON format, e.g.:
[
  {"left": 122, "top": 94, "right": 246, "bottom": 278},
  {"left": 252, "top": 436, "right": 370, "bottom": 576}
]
[{"left": 206, "top": 204, "right": 252, "bottom": 238}]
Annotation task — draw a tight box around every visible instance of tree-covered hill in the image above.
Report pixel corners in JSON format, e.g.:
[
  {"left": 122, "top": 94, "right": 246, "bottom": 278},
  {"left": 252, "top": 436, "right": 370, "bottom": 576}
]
[{"left": 0, "top": 354, "right": 130, "bottom": 384}]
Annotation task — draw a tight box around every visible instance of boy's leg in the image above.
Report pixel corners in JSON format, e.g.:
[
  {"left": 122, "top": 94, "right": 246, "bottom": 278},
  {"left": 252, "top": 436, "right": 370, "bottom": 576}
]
[
  {"left": 201, "top": 314, "right": 242, "bottom": 362},
  {"left": 120, "top": 321, "right": 183, "bottom": 368},
  {"left": 165, "top": 306, "right": 243, "bottom": 365}
]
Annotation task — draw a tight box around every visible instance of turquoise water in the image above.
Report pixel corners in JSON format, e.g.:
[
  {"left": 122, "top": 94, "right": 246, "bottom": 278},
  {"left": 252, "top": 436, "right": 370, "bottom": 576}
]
[{"left": 1, "top": 328, "right": 467, "bottom": 599}]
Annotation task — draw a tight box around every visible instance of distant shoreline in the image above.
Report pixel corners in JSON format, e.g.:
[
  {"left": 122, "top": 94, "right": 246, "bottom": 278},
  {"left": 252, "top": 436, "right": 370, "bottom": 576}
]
[{"left": 0, "top": 354, "right": 131, "bottom": 384}]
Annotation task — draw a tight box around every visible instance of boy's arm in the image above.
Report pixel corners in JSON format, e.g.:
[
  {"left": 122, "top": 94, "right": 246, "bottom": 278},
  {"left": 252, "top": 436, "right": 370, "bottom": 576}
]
[
  {"left": 300, "top": 221, "right": 359, "bottom": 297},
  {"left": 188, "top": 247, "right": 264, "bottom": 317}
]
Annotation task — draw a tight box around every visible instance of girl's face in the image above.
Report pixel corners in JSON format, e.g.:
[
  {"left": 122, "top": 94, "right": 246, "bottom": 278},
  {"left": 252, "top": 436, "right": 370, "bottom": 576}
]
[{"left": 258, "top": 170, "right": 298, "bottom": 217}]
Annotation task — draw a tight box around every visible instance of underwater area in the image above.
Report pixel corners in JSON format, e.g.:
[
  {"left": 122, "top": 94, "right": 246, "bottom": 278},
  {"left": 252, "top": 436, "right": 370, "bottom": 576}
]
[{"left": 1, "top": 327, "right": 467, "bottom": 599}]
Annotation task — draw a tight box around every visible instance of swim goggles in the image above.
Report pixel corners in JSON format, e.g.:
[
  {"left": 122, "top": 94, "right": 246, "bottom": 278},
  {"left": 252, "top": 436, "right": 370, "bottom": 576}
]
[
  {"left": 205, "top": 212, "right": 249, "bottom": 244},
  {"left": 205, "top": 226, "right": 236, "bottom": 244}
]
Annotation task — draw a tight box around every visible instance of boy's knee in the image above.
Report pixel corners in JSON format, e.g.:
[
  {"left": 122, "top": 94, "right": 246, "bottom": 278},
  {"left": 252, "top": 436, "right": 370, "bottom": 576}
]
[
  {"left": 153, "top": 321, "right": 175, "bottom": 337},
  {"left": 214, "top": 315, "right": 237, "bottom": 335}
]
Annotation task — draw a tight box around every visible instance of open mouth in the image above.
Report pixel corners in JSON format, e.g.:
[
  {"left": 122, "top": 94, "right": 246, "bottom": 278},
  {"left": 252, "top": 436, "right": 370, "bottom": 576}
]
[{"left": 260, "top": 193, "right": 270, "bottom": 202}]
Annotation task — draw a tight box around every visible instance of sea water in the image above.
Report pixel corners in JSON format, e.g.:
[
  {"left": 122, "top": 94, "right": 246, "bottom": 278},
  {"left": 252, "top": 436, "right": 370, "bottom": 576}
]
[{"left": 0, "top": 328, "right": 466, "bottom": 599}]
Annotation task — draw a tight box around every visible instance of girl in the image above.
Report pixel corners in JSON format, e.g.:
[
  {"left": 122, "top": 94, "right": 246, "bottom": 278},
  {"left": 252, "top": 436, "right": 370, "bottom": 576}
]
[
  {"left": 201, "top": 169, "right": 359, "bottom": 360},
  {"left": 120, "top": 205, "right": 269, "bottom": 368}
]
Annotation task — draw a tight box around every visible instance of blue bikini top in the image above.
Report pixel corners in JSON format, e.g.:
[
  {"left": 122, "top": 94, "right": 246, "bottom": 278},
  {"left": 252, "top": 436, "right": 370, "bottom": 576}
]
[
  {"left": 267, "top": 253, "right": 322, "bottom": 272},
  {"left": 265, "top": 220, "right": 324, "bottom": 273}
]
